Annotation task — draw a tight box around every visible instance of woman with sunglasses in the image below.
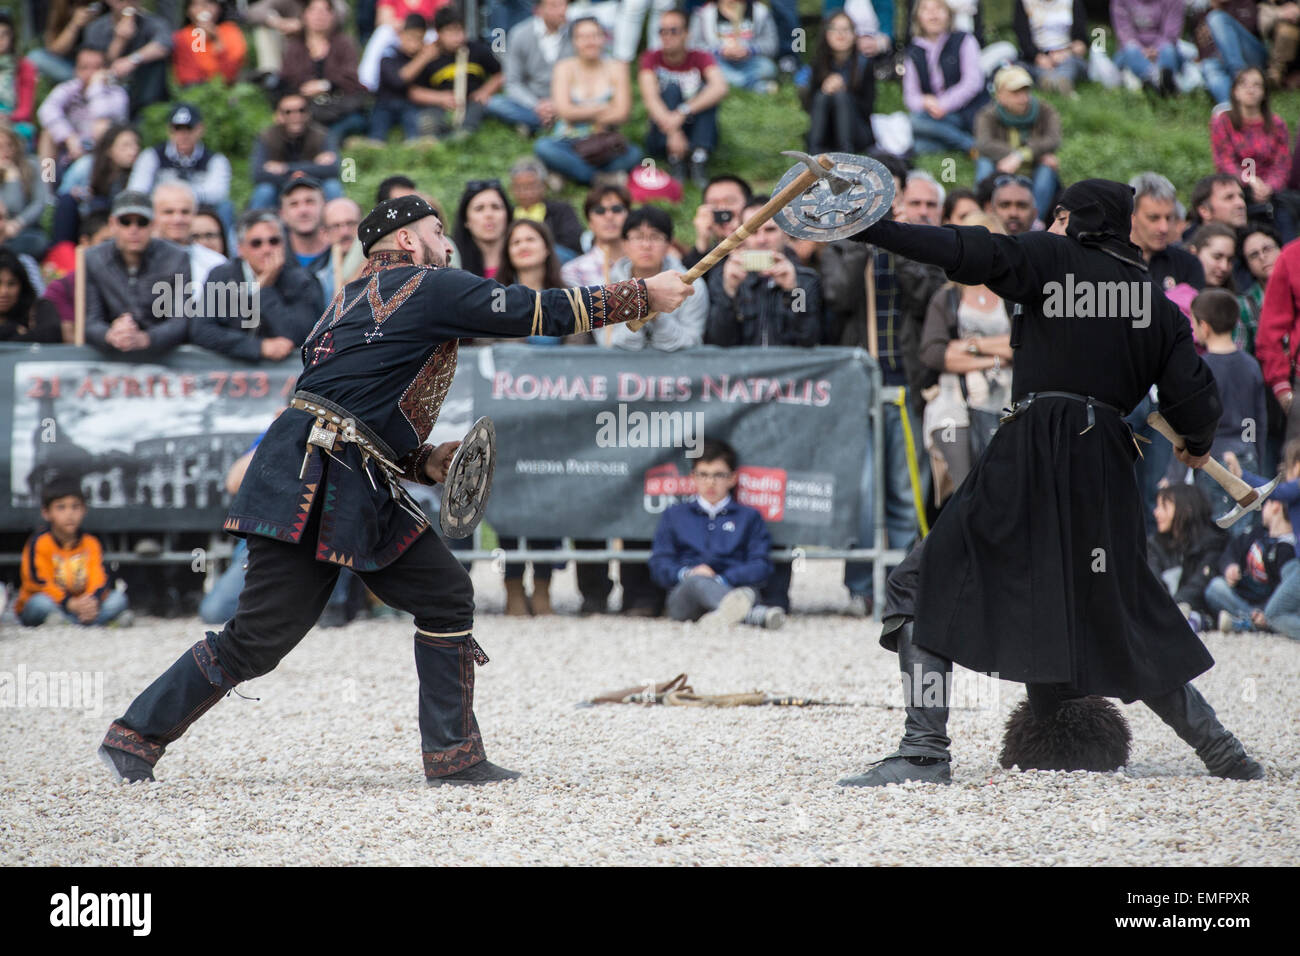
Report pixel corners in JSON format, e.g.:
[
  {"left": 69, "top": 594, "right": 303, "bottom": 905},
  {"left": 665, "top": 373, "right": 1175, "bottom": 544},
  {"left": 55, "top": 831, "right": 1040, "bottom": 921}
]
[
  {"left": 191, "top": 204, "right": 230, "bottom": 259},
  {"left": 535, "top": 17, "right": 642, "bottom": 185},
  {"left": 491, "top": 219, "right": 568, "bottom": 615}
]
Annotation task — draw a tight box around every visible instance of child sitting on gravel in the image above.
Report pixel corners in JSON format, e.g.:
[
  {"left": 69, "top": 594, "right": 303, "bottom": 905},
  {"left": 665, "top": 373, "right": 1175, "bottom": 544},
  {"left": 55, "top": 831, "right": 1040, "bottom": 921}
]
[
  {"left": 1203, "top": 498, "right": 1295, "bottom": 632},
  {"left": 1148, "top": 483, "right": 1226, "bottom": 632},
  {"left": 649, "top": 439, "right": 785, "bottom": 629},
  {"left": 15, "top": 477, "right": 130, "bottom": 627}
]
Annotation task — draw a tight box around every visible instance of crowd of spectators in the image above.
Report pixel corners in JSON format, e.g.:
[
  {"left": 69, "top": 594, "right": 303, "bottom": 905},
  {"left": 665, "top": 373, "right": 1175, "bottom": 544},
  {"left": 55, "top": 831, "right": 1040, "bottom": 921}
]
[{"left": 4, "top": 1, "right": 1300, "bottom": 634}]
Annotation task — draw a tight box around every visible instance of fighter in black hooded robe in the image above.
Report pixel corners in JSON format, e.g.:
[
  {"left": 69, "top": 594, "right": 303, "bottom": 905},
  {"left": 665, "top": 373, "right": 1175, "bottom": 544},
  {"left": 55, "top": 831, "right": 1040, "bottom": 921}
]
[
  {"left": 97, "top": 196, "right": 695, "bottom": 786},
  {"left": 836, "top": 180, "right": 1264, "bottom": 786}
]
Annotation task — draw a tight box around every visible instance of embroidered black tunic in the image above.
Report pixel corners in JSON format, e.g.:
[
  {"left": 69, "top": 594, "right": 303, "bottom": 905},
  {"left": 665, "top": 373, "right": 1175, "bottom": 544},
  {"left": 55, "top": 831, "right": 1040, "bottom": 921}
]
[{"left": 223, "top": 251, "right": 649, "bottom": 570}]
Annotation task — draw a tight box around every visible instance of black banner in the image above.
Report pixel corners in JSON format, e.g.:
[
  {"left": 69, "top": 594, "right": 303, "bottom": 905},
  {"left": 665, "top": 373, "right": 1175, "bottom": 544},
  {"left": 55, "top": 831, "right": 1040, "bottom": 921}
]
[
  {"left": 475, "top": 345, "right": 873, "bottom": 546},
  {"left": 0, "top": 344, "right": 872, "bottom": 545}
]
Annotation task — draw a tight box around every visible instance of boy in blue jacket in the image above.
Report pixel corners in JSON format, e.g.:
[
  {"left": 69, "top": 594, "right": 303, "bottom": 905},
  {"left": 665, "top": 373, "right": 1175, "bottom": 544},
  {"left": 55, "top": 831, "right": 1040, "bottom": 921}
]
[{"left": 649, "top": 439, "right": 785, "bottom": 629}]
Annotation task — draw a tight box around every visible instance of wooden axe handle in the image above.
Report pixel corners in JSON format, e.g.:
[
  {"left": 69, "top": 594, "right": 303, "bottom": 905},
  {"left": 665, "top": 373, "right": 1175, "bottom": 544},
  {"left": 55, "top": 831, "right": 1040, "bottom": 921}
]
[
  {"left": 1146, "top": 411, "right": 1254, "bottom": 501},
  {"left": 625, "top": 154, "right": 836, "bottom": 332}
]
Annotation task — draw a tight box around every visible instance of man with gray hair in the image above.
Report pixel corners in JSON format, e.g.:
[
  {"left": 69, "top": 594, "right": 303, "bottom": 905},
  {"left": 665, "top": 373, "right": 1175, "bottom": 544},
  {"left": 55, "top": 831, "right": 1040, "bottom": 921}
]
[
  {"left": 189, "top": 209, "right": 323, "bottom": 363},
  {"left": 508, "top": 156, "right": 584, "bottom": 257},
  {"left": 151, "top": 181, "right": 227, "bottom": 301},
  {"left": 900, "top": 170, "right": 945, "bottom": 227},
  {"left": 1129, "top": 171, "right": 1204, "bottom": 293}
]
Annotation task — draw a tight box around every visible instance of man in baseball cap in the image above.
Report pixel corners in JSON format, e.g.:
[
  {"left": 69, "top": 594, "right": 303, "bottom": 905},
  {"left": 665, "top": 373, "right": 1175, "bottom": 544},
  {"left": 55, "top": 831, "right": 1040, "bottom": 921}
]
[
  {"left": 80, "top": 191, "right": 191, "bottom": 354},
  {"left": 126, "top": 101, "right": 236, "bottom": 235},
  {"left": 972, "top": 64, "right": 1063, "bottom": 224}
]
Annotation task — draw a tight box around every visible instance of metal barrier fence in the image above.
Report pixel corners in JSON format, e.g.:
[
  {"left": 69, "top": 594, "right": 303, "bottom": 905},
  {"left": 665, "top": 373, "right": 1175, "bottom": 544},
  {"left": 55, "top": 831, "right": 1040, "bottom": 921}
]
[{"left": 0, "top": 357, "right": 911, "bottom": 618}]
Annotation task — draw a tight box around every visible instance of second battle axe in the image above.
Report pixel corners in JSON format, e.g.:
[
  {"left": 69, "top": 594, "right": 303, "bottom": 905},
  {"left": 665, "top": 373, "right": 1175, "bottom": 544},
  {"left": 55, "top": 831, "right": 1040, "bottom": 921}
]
[{"left": 1147, "top": 411, "right": 1281, "bottom": 528}]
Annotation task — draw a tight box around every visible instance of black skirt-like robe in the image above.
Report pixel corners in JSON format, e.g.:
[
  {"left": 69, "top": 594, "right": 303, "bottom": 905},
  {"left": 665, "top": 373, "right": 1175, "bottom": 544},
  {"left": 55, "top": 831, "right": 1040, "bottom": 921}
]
[{"left": 858, "top": 220, "right": 1222, "bottom": 702}]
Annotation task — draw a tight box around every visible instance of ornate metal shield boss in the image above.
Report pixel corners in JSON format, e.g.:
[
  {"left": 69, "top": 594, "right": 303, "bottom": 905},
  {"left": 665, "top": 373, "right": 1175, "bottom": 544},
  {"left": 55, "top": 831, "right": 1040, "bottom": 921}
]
[
  {"left": 773, "top": 152, "right": 896, "bottom": 242},
  {"left": 440, "top": 416, "right": 496, "bottom": 539}
]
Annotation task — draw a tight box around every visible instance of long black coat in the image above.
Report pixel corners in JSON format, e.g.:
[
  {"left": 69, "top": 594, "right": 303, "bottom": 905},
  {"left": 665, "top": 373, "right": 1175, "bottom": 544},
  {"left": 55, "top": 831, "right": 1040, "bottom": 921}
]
[{"left": 864, "top": 219, "right": 1222, "bottom": 702}]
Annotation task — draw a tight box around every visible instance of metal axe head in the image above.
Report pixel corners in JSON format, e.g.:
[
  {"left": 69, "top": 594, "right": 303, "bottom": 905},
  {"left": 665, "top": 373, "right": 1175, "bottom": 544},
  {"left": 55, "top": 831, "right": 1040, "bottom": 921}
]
[
  {"left": 1215, "top": 473, "right": 1283, "bottom": 528},
  {"left": 780, "top": 150, "right": 854, "bottom": 195}
]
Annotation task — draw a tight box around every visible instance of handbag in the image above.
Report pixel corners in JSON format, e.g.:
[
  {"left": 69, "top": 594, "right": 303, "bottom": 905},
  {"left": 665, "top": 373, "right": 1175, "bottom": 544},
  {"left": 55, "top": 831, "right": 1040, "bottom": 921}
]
[
  {"left": 310, "top": 90, "right": 369, "bottom": 126},
  {"left": 958, "top": 372, "right": 1001, "bottom": 459},
  {"left": 570, "top": 129, "right": 628, "bottom": 167}
]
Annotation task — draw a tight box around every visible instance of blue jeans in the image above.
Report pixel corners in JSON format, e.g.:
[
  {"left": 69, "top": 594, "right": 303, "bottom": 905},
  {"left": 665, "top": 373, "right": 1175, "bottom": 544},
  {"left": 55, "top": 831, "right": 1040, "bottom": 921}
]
[
  {"left": 717, "top": 55, "right": 777, "bottom": 91},
  {"left": 199, "top": 538, "right": 357, "bottom": 624},
  {"left": 25, "top": 48, "right": 76, "bottom": 83},
  {"left": 644, "top": 82, "right": 720, "bottom": 156},
  {"left": 909, "top": 109, "right": 974, "bottom": 155},
  {"left": 973, "top": 156, "right": 1059, "bottom": 222},
  {"left": 1125, "top": 393, "right": 1173, "bottom": 535},
  {"left": 844, "top": 390, "right": 926, "bottom": 595},
  {"left": 486, "top": 95, "right": 544, "bottom": 132},
  {"left": 535, "top": 135, "right": 643, "bottom": 185},
  {"left": 488, "top": 0, "right": 535, "bottom": 35},
  {"left": 250, "top": 178, "right": 344, "bottom": 210},
  {"left": 1026, "top": 55, "right": 1088, "bottom": 88},
  {"left": 21, "top": 589, "right": 129, "bottom": 626},
  {"left": 1204, "top": 575, "right": 1259, "bottom": 622},
  {"left": 370, "top": 100, "right": 424, "bottom": 140},
  {"left": 1263, "top": 559, "right": 1300, "bottom": 640},
  {"left": 1198, "top": 447, "right": 1259, "bottom": 538},
  {"left": 1112, "top": 41, "right": 1182, "bottom": 84},
  {"left": 1208, "top": 10, "right": 1266, "bottom": 78}
]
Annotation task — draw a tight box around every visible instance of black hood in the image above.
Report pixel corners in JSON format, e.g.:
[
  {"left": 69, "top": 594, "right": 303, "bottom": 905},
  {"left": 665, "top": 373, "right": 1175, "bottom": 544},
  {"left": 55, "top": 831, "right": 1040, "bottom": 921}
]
[{"left": 1057, "top": 179, "right": 1147, "bottom": 271}]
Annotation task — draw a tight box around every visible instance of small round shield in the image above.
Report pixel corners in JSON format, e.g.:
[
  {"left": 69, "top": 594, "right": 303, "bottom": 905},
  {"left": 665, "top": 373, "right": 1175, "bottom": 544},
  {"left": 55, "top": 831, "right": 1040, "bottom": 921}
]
[
  {"left": 440, "top": 416, "right": 496, "bottom": 539},
  {"left": 773, "top": 152, "right": 895, "bottom": 242}
]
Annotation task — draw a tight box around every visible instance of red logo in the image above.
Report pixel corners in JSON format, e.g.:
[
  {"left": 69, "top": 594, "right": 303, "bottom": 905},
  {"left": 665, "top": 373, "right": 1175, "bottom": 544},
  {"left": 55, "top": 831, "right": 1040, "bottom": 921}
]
[
  {"left": 642, "top": 463, "right": 787, "bottom": 521},
  {"left": 737, "top": 467, "right": 786, "bottom": 521}
]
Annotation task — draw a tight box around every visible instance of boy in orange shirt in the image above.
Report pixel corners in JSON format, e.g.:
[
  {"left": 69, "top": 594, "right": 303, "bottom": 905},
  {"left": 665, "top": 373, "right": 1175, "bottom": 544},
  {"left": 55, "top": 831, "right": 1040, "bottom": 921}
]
[{"left": 16, "top": 479, "right": 130, "bottom": 627}]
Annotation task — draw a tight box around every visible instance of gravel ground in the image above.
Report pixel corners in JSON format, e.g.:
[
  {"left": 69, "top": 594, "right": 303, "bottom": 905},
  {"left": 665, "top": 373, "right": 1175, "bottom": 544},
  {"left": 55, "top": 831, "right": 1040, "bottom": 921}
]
[{"left": 2, "top": 561, "right": 1297, "bottom": 866}]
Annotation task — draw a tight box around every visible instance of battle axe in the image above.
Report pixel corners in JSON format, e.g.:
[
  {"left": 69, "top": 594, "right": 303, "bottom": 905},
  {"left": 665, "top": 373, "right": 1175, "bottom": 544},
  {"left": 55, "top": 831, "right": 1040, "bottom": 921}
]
[{"left": 1147, "top": 411, "right": 1281, "bottom": 528}]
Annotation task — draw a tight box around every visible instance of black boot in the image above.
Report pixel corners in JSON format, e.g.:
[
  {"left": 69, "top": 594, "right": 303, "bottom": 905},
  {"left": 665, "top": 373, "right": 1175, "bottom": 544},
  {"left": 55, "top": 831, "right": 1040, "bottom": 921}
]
[
  {"left": 100, "top": 633, "right": 239, "bottom": 780},
  {"left": 415, "top": 632, "right": 519, "bottom": 784},
  {"left": 1143, "top": 683, "right": 1264, "bottom": 780},
  {"left": 839, "top": 620, "right": 953, "bottom": 787}
]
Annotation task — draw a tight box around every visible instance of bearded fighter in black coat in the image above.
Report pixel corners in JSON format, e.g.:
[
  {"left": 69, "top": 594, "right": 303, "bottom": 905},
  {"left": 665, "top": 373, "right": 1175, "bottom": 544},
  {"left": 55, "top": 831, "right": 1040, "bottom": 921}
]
[{"left": 838, "top": 180, "right": 1265, "bottom": 786}]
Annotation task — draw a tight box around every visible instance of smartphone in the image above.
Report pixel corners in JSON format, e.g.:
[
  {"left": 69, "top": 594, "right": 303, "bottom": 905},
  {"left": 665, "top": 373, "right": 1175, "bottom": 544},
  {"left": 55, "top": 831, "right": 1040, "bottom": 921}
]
[
  {"left": 740, "top": 250, "right": 775, "bottom": 272},
  {"left": 712, "top": 208, "right": 733, "bottom": 226}
]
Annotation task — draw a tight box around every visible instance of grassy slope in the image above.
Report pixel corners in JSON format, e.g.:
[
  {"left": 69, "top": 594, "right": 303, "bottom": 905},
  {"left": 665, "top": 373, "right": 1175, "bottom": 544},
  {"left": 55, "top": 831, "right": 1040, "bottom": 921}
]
[{"left": 194, "top": 0, "right": 1299, "bottom": 245}]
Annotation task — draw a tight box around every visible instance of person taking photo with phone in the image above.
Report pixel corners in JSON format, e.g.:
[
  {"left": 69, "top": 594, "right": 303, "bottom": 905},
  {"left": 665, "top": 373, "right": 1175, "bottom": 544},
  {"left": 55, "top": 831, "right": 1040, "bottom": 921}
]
[{"left": 704, "top": 193, "right": 822, "bottom": 347}]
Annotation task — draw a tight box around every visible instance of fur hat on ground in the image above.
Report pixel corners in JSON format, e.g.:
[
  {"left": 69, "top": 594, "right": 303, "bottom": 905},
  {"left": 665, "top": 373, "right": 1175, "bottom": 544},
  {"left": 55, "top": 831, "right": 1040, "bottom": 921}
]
[{"left": 999, "top": 695, "right": 1132, "bottom": 772}]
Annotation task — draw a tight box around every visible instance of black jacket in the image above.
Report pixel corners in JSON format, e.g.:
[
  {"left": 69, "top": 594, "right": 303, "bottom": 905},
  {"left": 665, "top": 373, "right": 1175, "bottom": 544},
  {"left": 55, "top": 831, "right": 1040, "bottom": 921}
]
[
  {"left": 83, "top": 238, "right": 192, "bottom": 354},
  {"left": 704, "top": 255, "right": 822, "bottom": 347},
  {"left": 189, "top": 257, "right": 324, "bottom": 362},
  {"left": 1148, "top": 523, "right": 1229, "bottom": 612}
]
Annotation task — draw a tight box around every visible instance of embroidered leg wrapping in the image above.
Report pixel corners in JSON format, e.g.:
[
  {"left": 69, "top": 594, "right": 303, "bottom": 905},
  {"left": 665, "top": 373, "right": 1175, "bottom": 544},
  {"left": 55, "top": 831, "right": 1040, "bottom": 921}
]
[
  {"left": 102, "top": 633, "right": 240, "bottom": 767},
  {"left": 415, "top": 632, "right": 487, "bottom": 778}
]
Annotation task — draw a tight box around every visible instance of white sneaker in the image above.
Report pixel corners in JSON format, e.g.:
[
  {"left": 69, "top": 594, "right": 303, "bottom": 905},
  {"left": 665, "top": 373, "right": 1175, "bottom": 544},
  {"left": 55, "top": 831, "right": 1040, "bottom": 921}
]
[
  {"left": 1121, "top": 69, "right": 1143, "bottom": 93},
  {"left": 698, "top": 588, "right": 755, "bottom": 629}
]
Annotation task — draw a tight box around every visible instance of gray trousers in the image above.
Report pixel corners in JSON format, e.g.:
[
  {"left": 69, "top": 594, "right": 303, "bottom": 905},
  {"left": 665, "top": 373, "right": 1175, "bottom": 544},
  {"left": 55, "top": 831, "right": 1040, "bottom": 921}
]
[{"left": 666, "top": 575, "right": 733, "bottom": 622}]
